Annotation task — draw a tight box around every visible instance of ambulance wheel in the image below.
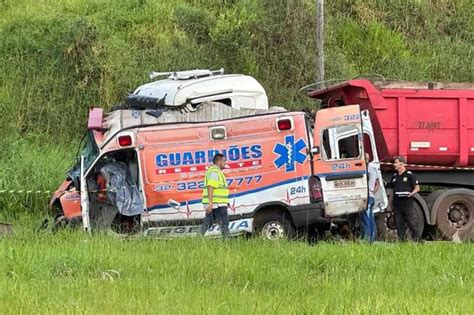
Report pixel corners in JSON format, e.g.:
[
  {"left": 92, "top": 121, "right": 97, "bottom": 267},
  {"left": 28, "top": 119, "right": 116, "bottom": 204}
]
[
  {"left": 52, "top": 215, "right": 69, "bottom": 232},
  {"left": 52, "top": 215, "right": 82, "bottom": 232},
  {"left": 255, "top": 213, "right": 295, "bottom": 241}
]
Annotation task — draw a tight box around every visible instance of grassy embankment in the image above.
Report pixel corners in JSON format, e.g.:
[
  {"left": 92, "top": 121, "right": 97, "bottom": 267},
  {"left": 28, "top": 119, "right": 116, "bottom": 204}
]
[
  {"left": 1, "top": 229, "right": 473, "bottom": 313},
  {"left": 0, "top": 1, "right": 473, "bottom": 312}
]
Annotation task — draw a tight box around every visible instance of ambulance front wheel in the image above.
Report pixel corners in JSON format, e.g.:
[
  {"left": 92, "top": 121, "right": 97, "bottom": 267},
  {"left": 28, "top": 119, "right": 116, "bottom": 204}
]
[
  {"left": 255, "top": 213, "right": 295, "bottom": 241},
  {"left": 51, "top": 215, "right": 82, "bottom": 232}
]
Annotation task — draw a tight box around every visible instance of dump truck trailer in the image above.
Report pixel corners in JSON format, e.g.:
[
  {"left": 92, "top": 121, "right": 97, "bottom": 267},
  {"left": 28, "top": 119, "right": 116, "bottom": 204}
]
[{"left": 307, "top": 79, "right": 474, "bottom": 241}]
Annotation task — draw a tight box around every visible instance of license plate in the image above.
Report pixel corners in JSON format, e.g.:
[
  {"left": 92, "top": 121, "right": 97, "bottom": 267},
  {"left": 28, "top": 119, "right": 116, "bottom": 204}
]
[{"left": 334, "top": 179, "right": 356, "bottom": 188}]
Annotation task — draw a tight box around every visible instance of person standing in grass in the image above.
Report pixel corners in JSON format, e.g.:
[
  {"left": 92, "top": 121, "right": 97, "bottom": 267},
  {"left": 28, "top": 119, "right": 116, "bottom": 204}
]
[
  {"left": 199, "top": 153, "right": 230, "bottom": 238},
  {"left": 361, "top": 152, "right": 380, "bottom": 242},
  {"left": 388, "top": 156, "right": 421, "bottom": 242}
]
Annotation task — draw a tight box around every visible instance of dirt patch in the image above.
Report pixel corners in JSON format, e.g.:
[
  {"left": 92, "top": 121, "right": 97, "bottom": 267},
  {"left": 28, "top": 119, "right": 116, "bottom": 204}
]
[{"left": 0, "top": 223, "right": 14, "bottom": 238}]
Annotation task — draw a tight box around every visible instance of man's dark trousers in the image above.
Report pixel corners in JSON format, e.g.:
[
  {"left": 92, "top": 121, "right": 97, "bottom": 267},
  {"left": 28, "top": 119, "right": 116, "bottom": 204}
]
[{"left": 393, "top": 199, "right": 422, "bottom": 242}]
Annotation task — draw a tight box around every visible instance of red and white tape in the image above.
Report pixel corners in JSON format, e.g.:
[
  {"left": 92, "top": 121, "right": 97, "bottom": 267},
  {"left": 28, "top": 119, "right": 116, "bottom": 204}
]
[{"left": 379, "top": 162, "right": 474, "bottom": 171}]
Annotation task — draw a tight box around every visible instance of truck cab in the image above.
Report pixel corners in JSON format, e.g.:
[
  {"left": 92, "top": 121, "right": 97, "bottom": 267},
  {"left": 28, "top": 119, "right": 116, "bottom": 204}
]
[{"left": 307, "top": 79, "right": 474, "bottom": 241}]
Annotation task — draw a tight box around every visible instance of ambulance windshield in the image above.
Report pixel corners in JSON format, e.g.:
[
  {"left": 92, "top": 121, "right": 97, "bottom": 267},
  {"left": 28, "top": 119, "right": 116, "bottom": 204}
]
[
  {"left": 80, "top": 132, "right": 99, "bottom": 170},
  {"left": 67, "top": 131, "right": 99, "bottom": 185}
]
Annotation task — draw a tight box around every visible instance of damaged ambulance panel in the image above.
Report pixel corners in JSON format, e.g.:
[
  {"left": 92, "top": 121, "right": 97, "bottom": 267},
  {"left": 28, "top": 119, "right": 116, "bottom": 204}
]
[
  {"left": 133, "top": 68, "right": 269, "bottom": 110},
  {"left": 98, "top": 102, "right": 286, "bottom": 149}
]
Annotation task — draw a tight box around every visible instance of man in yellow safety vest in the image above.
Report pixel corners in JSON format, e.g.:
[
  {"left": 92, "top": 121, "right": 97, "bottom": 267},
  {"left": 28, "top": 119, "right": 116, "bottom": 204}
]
[{"left": 199, "top": 153, "right": 230, "bottom": 238}]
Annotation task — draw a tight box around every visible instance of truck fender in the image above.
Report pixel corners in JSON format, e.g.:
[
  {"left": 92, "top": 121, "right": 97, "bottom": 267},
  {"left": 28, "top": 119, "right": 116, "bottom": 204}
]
[
  {"left": 413, "top": 194, "right": 431, "bottom": 225},
  {"left": 427, "top": 188, "right": 474, "bottom": 225}
]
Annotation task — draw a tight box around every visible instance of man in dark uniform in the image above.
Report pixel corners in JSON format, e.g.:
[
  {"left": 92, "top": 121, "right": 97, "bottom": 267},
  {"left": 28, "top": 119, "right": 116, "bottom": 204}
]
[{"left": 388, "top": 156, "right": 421, "bottom": 241}]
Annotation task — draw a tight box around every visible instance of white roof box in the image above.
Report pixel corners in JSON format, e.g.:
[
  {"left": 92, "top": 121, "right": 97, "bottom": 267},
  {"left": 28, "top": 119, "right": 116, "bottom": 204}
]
[{"left": 132, "top": 69, "right": 268, "bottom": 110}]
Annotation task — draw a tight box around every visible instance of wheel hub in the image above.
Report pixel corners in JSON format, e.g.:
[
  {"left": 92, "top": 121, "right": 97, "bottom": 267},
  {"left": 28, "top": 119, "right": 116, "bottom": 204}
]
[
  {"left": 446, "top": 203, "right": 471, "bottom": 229},
  {"left": 386, "top": 213, "right": 397, "bottom": 232},
  {"left": 262, "top": 222, "right": 285, "bottom": 240}
]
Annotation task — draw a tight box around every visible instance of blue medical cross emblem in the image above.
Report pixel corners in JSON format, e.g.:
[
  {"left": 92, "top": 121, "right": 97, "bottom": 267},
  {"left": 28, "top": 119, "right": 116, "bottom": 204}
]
[{"left": 273, "top": 135, "right": 307, "bottom": 172}]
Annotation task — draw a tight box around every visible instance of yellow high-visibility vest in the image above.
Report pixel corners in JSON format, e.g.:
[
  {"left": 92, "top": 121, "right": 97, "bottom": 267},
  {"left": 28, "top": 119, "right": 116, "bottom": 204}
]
[{"left": 202, "top": 165, "right": 229, "bottom": 204}]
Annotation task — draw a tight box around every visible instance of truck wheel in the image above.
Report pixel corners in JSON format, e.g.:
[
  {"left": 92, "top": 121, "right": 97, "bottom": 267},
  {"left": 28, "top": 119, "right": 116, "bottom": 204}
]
[
  {"left": 376, "top": 211, "right": 398, "bottom": 241},
  {"left": 255, "top": 213, "right": 295, "bottom": 241},
  {"left": 376, "top": 202, "right": 424, "bottom": 241},
  {"left": 432, "top": 191, "right": 474, "bottom": 241},
  {"left": 375, "top": 188, "right": 397, "bottom": 240}
]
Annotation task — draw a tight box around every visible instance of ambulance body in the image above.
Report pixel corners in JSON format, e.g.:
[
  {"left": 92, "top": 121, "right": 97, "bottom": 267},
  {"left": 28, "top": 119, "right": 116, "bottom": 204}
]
[{"left": 50, "top": 103, "right": 370, "bottom": 238}]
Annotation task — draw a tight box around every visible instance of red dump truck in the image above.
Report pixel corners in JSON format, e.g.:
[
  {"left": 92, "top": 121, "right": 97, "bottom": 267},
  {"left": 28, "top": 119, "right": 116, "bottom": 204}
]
[{"left": 308, "top": 79, "right": 474, "bottom": 241}]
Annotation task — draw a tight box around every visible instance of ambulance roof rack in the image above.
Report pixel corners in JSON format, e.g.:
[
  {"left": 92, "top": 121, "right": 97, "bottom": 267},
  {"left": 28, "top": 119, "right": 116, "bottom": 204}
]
[{"left": 149, "top": 68, "right": 225, "bottom": 81}]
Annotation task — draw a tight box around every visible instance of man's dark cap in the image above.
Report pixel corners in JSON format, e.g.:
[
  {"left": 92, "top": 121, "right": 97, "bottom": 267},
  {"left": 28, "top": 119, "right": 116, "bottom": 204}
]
[{"left": 393, "top": 156, "right": 406, "bottom": 164}]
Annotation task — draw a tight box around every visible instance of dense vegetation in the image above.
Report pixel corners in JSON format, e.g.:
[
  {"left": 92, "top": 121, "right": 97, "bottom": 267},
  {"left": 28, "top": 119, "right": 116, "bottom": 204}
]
[
  {"left": 1, "top": 0, "right": 472, "bottom": 139},
  {"left": 0, "top": 1, "right": 473, "bottom": 312}
]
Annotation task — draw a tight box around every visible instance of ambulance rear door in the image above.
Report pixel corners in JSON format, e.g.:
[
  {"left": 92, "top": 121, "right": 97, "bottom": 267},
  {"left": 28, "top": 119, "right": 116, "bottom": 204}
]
[{"left": 311, "top": 105, "right": 368, "bottom": 217}]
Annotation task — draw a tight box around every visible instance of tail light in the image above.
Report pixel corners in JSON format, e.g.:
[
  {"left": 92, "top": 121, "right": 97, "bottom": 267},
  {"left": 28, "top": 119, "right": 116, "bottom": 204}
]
[
  {"left": 277, "top": 118, "right": 292, "bottom": 131},
  {"left": 118, "top": 135, "right": 132, "bottom": 146},
  {"left": 309, "top": 176, "right": 323, "bottom": 202}
]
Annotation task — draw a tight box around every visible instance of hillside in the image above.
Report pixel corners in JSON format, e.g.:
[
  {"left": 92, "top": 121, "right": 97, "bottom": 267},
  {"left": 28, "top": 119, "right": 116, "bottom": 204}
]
[
  {"left": 0, "top": 0, "right": 473, "bottom": 212},
  {"left": 1, "top": 0, "right": 472, "bottom": 139}
]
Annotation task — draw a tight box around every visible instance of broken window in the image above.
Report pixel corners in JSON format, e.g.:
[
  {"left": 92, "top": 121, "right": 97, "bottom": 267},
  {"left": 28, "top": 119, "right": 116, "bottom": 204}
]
[{"left": 321, "top": 124, "right": 361, "bottom": 161}]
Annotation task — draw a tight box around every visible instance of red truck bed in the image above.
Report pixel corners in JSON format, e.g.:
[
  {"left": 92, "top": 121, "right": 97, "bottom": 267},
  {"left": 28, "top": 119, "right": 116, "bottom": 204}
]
[{"left": 308, "top": 80, "right": 474, "bottom": 167}]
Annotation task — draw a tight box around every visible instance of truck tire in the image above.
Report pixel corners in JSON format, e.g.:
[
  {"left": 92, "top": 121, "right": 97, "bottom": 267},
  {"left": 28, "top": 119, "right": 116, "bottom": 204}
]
[
  {"left": 424, "top": 190, "right": 447, "bottom": 240},
  {"left": 376, "top": 188, "right": 397, "bottom": 240},
  {"left": 376, "top": 211, "right": 397, "bottom": 241},
  {"left": 376, "top": 201, "right": 424, "bottom": 241},
  {"left": 255, "top": 213, "right": 295, "bottom": 241},
  {"left": 430, "top": 190, "right": 474, "bottom": 241}
]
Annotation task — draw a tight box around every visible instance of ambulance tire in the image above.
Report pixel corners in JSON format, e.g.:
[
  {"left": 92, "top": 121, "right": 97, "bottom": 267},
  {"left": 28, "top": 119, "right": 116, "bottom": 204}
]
[
  {"left": 51, "top": 215, "right": 69, "bottom": 232},
  {"left": 52, "top": 215, "right": 82, "bottom": 232},
  {"left": 255, "top": 213, "right": 295, "bottom": 241}
]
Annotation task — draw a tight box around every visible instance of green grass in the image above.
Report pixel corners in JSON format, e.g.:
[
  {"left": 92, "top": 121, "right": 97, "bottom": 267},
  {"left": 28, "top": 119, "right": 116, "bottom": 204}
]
[
  {"left": 0, "top": 135, "right": 77, "bottom": 219},
  {"left": 0, "top": 1, "right": 473, "bottom": 313},
  {"left": 1, "top": 225, "right": 473, "bottom": 314}
]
